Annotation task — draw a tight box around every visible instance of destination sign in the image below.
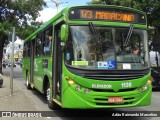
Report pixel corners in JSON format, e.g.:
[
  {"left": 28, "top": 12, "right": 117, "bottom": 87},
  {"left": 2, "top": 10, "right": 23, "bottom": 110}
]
[
  {"left": 80, "top": 9, "right": 135, "bottom": 22},
  {"left": 69, "top": 7, "right": 146, "bottom": 24}
]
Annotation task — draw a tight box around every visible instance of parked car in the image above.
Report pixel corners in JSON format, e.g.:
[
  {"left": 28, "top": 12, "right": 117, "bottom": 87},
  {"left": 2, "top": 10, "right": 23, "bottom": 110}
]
[
  {"left": 151, "top": 67, "right": 160, "bottom": 90},
  {"left": 8, "top": 62, "right": 16, "bottom": 67}
]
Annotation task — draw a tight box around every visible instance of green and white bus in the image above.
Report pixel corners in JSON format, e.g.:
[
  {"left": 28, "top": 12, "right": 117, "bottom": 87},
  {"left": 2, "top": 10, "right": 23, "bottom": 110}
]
[{"left": 22, "top": 5, "right": 152, "bottom": 109}]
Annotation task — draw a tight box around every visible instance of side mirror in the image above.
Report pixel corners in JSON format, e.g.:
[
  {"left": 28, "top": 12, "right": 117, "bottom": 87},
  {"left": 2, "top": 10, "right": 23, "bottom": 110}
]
[{"left": 61, "top": 24, "right": 68, "bottom": 42}]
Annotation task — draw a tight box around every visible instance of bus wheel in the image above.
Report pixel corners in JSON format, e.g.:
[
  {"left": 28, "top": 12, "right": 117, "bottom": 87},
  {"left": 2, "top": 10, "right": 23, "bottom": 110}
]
[
  {"left": 26, "top": 74, "right": 32, "bottom": 89},
  {"left": 46, "top": 83, "right": 59, "bottom": 110}
]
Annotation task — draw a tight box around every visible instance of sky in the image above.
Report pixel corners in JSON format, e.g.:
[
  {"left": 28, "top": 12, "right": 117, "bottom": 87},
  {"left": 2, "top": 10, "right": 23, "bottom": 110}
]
[{"left": 36, "top": 0, "right": 90, "bottom": 22}]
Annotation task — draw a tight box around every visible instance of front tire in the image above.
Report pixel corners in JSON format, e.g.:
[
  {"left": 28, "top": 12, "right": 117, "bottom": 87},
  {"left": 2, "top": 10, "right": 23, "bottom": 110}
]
[{"left": 46, "top": 82, "right": 59, "bottom": 110}]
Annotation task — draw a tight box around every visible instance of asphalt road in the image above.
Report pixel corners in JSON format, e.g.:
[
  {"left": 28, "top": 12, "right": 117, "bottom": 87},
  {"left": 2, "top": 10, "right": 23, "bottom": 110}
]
[{"left": 2, "top": 65, "right": 160, "bottom": 120}]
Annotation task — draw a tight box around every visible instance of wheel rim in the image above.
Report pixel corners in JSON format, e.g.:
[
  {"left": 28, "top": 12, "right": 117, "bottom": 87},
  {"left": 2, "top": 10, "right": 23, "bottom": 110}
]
[{"left": 47, "top": 87, "right": 50, "bottom": 101}]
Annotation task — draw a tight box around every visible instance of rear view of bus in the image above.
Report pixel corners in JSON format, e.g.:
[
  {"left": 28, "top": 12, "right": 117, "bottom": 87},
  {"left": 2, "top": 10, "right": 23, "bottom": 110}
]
[{"left": 61, "top": 6, "right": 151, "bottom": 109}]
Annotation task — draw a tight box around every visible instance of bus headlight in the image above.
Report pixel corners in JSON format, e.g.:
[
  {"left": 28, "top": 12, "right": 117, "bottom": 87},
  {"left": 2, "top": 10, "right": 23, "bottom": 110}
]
[
  {"left": 84, "top": 88, "right": 90, "bottom": 94},
  {"left": 143, "top": 84, "right": 148, "bottom": 90},
  {"left": 142, "top": 83, "right": 148, "bottom": 91},
  {"left": 65, "top": 76, "right": 90, "bottom": 94},
  {"left": 138, "top": 87, "right": 143, "bottom": 92},
  {"left": 138, "top": 83, "right": 149, "bottom": 93},
  {"left": 143, "top": 84, "right": 148, "bottom": 91},
  {"left": 76, "top": 85, "right": 81, "bottom": 91}
]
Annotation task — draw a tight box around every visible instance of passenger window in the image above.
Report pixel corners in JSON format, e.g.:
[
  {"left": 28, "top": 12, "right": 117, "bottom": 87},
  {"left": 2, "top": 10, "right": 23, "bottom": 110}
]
[
  {"left": 35, "top": 34, "right": 42, "bottom": 57},
  {"left": 43, "top": 26, "right": 53, "bottom": 56}
]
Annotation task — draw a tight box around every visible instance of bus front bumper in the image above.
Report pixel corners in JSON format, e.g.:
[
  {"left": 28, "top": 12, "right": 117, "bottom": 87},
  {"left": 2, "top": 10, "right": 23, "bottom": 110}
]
[{"left": 61, "top": 85, "right": 152, "bottom": 109}]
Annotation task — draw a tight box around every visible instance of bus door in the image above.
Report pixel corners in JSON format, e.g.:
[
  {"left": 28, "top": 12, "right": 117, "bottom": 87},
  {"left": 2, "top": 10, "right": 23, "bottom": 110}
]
[
  {"left": 30, "top": 39, "right": 35, "bottom": 86},
  {"left": 53, "top": 26, "right": 62, "bottom": 102}
]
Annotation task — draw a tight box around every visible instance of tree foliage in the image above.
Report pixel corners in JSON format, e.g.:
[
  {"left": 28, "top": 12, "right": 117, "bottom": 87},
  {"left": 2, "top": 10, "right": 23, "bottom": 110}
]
[
  {"left": 0, "top": 0, "right": 46, "bottom": 38},
  {"left": 101, "top": 0, "right": 160, "bottom": 41},
  {"left": 0, "top": 0, "right": 46, "bottom": 74}
]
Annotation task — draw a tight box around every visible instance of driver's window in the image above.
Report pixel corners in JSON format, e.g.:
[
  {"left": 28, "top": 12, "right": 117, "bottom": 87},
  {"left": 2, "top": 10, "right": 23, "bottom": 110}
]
[{"left": 101, "top": 31, "right": 113, "bottom": 53}]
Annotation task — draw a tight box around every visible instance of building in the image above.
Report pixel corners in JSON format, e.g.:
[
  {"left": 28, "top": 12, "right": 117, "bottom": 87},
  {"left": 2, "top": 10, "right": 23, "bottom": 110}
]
[{"left": 3, "top": 38, "right": 24, "bottom": 63}]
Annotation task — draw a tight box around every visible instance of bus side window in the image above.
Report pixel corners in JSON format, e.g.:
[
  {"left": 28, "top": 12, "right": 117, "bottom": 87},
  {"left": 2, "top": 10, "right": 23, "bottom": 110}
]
[
  {"left": 24, "top": 41, "right": 31, "bottom": 58},
  {"left": 35, "top": 34, "right": 42, "bottom": 57},
  {"left": 43, "top": 26, "right": 53, "bottom": 56},
  {"left": 28, "top": 41, "right": 31, "bottom": 57}
]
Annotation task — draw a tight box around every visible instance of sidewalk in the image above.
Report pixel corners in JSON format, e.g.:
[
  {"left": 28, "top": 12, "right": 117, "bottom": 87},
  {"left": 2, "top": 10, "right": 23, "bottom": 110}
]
[{"left": 0, "top": 75, "right": 48, "bottom": 120}]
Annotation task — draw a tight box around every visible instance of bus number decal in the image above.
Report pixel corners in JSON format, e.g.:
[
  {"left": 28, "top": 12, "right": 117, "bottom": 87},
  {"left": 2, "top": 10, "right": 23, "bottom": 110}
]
[
  {"left": 121, "top": 82, "right": 132, "bottom": 88},
  {"left": 81, "top": 10, "right": 93, "bottom": 19}
]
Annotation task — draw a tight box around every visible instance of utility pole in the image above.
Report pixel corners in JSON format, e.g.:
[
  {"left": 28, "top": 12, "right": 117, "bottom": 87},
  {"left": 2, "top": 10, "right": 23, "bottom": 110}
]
[
  {"left": 51, "top": 0, "right": 68, "bottom": 13},
  {"left": 10, "top": 27, "right": 15, "bottom": 96}
]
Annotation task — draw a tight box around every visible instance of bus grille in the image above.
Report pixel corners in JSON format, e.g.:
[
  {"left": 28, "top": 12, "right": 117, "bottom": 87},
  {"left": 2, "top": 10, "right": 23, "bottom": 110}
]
[
  {"left": 92, "top": 88, "right": 136, "bottom": 92},
  {"left": 79, "top": 73, "right": 145, "bottom": 80}
]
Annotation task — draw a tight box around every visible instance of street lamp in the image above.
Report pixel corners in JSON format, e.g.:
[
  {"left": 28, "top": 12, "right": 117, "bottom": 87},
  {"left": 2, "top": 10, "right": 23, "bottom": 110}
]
[{"left": 51, "top": 0, "right": 68, "bottom": 13}]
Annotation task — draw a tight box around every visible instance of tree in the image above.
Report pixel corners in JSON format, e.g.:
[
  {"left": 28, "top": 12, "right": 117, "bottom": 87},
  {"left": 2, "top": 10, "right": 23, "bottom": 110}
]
[
  {"left": 101, "top": 0, "right": 160, "bottom": 42},
  {"left": 0, "top": 0, "right": 46, "bottom": 74}
]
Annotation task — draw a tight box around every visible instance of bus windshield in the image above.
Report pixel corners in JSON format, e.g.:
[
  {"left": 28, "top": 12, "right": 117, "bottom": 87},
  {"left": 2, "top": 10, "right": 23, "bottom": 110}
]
[{"left": 65, "top": 25, "right": 149, "bottom": 70}]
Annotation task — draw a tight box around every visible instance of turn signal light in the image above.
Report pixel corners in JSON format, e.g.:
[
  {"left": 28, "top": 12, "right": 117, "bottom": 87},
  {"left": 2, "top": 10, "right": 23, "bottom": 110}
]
[
  {"left": 148, "top": 77, "right": 152, "bottom": 85},
  {"left": 68, "top": 80, "right": 74, "bottom": 86},
  {"left": 65, "top": 76, "right": 70, "bottom": 80}
]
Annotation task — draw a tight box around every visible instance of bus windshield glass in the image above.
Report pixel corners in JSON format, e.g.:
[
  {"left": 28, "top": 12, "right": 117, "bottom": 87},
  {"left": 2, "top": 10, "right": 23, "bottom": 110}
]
[{"left": 65, "top": 25, "right": 149, "bottom": 70}]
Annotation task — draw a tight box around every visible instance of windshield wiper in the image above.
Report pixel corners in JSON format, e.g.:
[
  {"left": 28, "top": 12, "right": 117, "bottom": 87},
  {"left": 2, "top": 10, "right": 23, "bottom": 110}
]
[
  {"left": 124, "top": 24, "right": 134, "bottom": 47},
  {"left": 88, "top": 22, "right": 104, "bottom": 61}
]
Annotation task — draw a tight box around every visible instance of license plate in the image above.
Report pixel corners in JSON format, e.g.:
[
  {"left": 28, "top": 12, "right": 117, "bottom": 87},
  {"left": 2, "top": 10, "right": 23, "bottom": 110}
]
[{"left": 108, "top": 97, "right": 123, "bottom": 103}]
